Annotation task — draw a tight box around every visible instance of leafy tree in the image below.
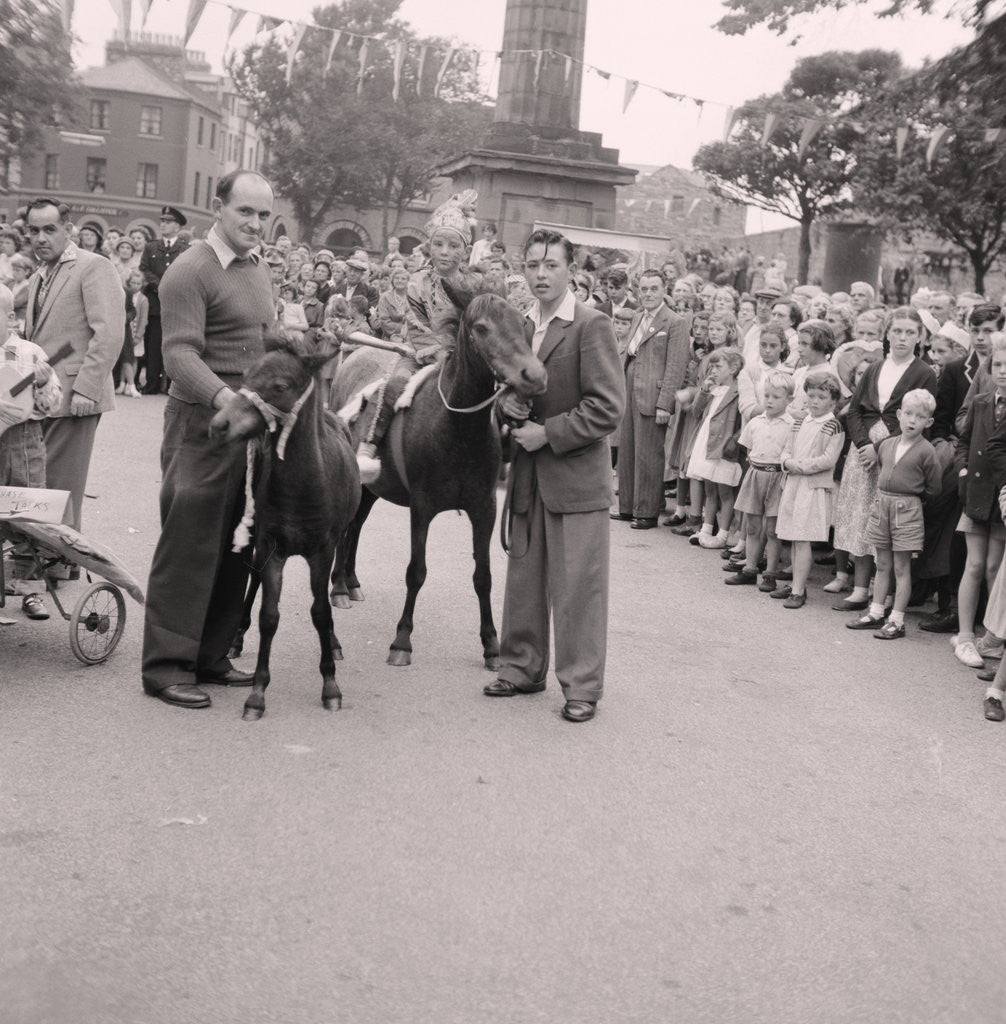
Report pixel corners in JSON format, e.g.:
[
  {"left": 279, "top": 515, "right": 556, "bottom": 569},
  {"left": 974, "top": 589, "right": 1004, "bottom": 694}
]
[
  {"left": 692, "top": 50, "right": 901, "bottom": 284},
  {"left": 851, "top": 56, "right": 1006, "bottom": 293},
  {"left": 229, "top": 0, "right": 489, "bottom": 245},
  {"left": 0, "top": 0, "right": 77, "bottom": 188}
]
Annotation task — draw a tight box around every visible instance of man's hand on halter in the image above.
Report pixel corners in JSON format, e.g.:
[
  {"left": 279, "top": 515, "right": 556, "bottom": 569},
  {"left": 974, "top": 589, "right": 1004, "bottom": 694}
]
[
  {"left": 511, "top": 421, "right": 548, "bottom": 452},
  {"left": 69, "top": 394, "right": 98, "bottom": 417},
  {"left": 213, "top": 387, "right": 237, "bottom": 411}
]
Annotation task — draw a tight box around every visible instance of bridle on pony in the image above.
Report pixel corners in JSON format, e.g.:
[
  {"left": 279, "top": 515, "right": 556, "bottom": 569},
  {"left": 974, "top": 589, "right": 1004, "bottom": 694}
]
[{"left": 231, "top": 378, "right": 315, "bottom": 552}]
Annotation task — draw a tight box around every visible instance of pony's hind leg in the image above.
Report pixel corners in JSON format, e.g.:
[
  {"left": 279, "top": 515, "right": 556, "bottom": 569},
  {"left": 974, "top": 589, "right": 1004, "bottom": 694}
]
[
  {"left": 468, "top": 502, "right": 500, "bottom": 671},
  {"left": 332, "top": 488, "right": 377, "bottom": 608},
  {"left": 243, "top": 558, "right": 285, "bottom": 721},
  {"left": 310, "top": 548, "right": 342, "bottom": 710},
  {"left": 388, "top": 508, "right": 431, "bottom": 666}
]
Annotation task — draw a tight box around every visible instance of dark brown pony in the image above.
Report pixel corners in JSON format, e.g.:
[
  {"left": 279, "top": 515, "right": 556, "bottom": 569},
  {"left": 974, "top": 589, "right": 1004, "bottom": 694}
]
[
  {"left": 330, "top": 279, "right": 547, "bottom": 669},
  {"left": 209, "top": 332, "right": 361, "bottom": 719}
]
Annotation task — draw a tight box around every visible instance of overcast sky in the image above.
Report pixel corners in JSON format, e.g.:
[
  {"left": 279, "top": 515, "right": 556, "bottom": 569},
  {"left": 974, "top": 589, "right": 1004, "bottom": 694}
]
[{"left": 74, "top": 0, "right": 973, "bottom": 231}]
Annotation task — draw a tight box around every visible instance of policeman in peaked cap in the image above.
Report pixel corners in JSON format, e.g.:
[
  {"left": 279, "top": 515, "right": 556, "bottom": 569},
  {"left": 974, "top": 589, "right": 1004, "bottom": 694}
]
[{"left": 159, "top": 205, "right": 187, "bottom": 227}]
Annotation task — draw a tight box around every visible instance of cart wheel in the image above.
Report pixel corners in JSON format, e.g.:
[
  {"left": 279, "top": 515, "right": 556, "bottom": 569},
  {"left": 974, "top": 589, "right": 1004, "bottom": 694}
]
[{"left": 69, "top": 582, "right": 126, "bottom": 665}]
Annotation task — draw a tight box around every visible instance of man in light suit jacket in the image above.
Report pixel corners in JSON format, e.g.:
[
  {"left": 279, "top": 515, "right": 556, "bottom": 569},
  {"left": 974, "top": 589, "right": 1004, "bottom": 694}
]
[
  {"left": 24, "top": 197, "right": 124, "bottom": 532},
  {"left": 485, "top": 229, "right": 625, "bottom": 723},
  {"left": 612, "top": 269, "right": 690, "bottom": 528}
]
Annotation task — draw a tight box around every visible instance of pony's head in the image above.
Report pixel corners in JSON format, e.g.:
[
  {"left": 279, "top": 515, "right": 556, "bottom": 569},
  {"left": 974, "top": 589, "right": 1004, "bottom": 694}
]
[
  {"left": 209, "top": 327, "right": 333, "bottom": 446},
  {"left": 439, "top": 276, "right": 547, "bottom": 401}
]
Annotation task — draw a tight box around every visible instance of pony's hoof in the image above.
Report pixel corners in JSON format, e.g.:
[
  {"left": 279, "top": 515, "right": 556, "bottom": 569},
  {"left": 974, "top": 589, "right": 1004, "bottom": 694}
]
[
  {"left": 334, "top": 647, "right": 344, "bottom": 662},
  {"left": 348, "top": 587, "right": 364, "bottom": 602},
  {"left": 484, "top": 655, "right": 500, "bottom": 672},
  {"left": 242, "top": 705, "right": 264, "bottom": 721},
  {"left": 331, "top": 593, "right": 352, "bottom": 609},
  {"left": 387, "top": 649, "right": 412, "bottom": 667},
  {"left": 323, "top": 695, "right": 343, "bottom": 711},
  {"left": 227, "top": 643, "right": 243, "bottom": 660}
]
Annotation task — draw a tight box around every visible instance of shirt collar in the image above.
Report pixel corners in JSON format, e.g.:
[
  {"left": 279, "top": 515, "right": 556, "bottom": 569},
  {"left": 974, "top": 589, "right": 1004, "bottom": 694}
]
[
  {"left": 528, "top": 288, "right": 576, "bottom": 329},
  {"left": 206, "top": 225, "right": 260, "bottom": 270}
]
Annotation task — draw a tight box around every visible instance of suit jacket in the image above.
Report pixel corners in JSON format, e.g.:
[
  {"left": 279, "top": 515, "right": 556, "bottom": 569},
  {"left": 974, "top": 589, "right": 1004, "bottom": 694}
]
[
  {"left": 933, "top": 351, "right": 979, "bottom": 441},
  {"left": 24, "top": 244, "right": 124, "bottom": 417},
  {"left": 955, "top": 391, "right": 1006, "bottom": 522},
  {"left": 511, "top": 300, "right": 626, "bottom": 515},
  {"left": 595, "top": 296, "right": 638, "bottom": 319},
  {"left": 335, "top": 280, "right": 380, "bottom": 309},
  {"left": 622, "top": 303, "right": 690, "bottom": 416},
  {"left": 139, "top": 237, "right": 190, "bottom": 318},
  {"left": 846, "top": 357, "right": 937, "bottom": 450}
]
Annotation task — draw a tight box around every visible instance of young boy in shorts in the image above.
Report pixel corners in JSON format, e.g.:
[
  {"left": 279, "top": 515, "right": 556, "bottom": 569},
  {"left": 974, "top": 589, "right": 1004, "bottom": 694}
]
[
  {"left": 0, "top": 283, "right": 62, "bottom": 619},
  {"left": 847, "top": 388, "right": 941, "bottom": 639}
]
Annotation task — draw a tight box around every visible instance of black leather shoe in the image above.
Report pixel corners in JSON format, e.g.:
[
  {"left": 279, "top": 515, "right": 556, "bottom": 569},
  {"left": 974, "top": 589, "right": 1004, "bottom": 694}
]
[
  {"left": 145, "top": 684, "right": 211, "bottom": 708},
  {"left": 630, "top": 517, "right": 658, "bottom": 529},
  {"left": 919, "top": 610, "right": 959, "bottom": 633},
  {"left": 562, "top": 700, "right": 596, "bottom": 722},
  {"left": 196, "top": 667, "right": 254, "bottom": 686},
  {"left": 833, "top": 598, "right": 869, "bottom": 612},
  {"left": 610, "top": 512, "right": 632, "bottom": 521},
  {"left": 483, "top": 679, "right": 546, "bottom": 697},
  {"left": 662, "top": 512, "right": 688, "bottom": 527},
  {"left": 978, "top": 668, "right": 998, "bottom": 682},
  {"left": 984, "top": 696, "right": 1005, "bottom": 722}
]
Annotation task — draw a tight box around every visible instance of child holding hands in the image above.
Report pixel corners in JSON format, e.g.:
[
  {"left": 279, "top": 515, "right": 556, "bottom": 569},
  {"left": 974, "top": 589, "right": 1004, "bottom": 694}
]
[
  {"left": 726, "top": 371, "right": 794, "bottom": 590},
  {"left": 773, "top": 371, "right": 845, "bottom": 607},
  {"left": 847, "top": 389, "right": 942, "bottom": 638}
]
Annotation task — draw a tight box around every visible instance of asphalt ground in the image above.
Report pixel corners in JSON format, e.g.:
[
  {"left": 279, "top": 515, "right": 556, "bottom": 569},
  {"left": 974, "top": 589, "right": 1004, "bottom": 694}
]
[{"left": 2, "top": 394, "right": 1005, "bottom": 1024}]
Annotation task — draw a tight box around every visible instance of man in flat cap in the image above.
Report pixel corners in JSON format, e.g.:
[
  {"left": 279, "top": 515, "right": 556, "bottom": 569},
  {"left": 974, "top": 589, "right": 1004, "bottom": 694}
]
[{"left": 139, "top": 205, "right": 189, "bottom": 394}]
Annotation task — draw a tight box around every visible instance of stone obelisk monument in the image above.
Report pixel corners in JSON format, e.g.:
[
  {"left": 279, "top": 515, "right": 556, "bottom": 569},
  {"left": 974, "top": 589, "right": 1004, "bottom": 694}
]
[{"left": 438, "top": 0, "right": 636, "bottom": 249}]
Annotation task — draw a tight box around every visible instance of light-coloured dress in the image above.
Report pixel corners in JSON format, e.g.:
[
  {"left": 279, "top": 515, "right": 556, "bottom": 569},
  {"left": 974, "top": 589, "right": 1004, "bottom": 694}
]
[
  {"left": 687, "top": 383, "right": 743, "bottom": 486},
  {"left": 776, "top": 413, "right": 844, "bottom": 541}
]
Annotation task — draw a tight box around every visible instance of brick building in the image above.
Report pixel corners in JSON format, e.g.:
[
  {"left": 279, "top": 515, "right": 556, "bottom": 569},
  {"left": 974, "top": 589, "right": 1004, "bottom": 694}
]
[{"left": 3, "top": 33, "right": 265, "bottom": 241}]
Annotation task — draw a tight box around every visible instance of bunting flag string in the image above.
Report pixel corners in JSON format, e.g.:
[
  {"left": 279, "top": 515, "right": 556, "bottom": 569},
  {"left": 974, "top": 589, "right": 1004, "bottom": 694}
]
[
  {"left": 225, "top": 7, "right": 245, "bottom": 48},
  {"left": 760, "top": 112, "right": 778, "bottom": 148},
  {"left": 926, "top": 125, "right": 951, "bottom": 169},
  {"left": 391, "top": 39, "right": 406, "bottom": 103},
  {"left": 183, "top": 0, "right": 208, "bottom": 46},
  {"left": 722, "top": 106, "right": 738, "bottom": 143},
  {"left": 532, "top": 49, "right": 544, "bottom": 92},
  {"left": 285, "top": 22, "right": 306, "bottom": 84},
  {"left": 60, "top": 0, "right": 75, "bottom": 35},
  {"left": 138, "top": 0, "right": 153, "bottom": 31},
  {"left": 323, "top": 30, "right": 342, "bottom": 80},
  {"left": 435, "top": 47, "right": 456, "bottom": 98},
  {"left": 623, "top": 79, "right": 639, "bottom": 115},
  {"left": 797, "top": 117, "right": 825, "bottom": 159},
  {"left": 107, "top": 0, "right": 131, "bottom": 39},
  {"left": 687, "top": 197, "right": 703, "bottom": 216},
  {"left": 415, "top": 44, "right": 427, "bottom": 95},
  {"left": 357, "top": 38, "right": 369, "bottom": 96}
]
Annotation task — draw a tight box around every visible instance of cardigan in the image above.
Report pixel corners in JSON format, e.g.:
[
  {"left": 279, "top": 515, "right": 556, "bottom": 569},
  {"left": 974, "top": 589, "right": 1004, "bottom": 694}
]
[{"left": 846, "top": 356, "right": 937, "bottom": 450}]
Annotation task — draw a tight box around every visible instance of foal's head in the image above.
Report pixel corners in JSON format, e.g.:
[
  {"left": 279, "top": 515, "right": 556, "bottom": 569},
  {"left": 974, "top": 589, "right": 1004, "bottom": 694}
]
[
  {"left": 439, "top": 277, "right": 548, "bottom": 401},
  {"left": 209, "top": 329, "right": 333, "bottom": 446}
]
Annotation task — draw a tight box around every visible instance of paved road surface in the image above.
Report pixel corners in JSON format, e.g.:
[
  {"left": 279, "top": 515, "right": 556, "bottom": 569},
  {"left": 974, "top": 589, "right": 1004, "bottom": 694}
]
[{"left": 3, "top": 396, "right": 1005, "bottom": 1024}]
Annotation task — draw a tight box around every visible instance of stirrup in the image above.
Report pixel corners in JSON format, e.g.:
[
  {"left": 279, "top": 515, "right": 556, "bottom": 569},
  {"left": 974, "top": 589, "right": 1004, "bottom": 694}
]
[{"left": 357, "top": 452, "right": 382, "bottom": 485}]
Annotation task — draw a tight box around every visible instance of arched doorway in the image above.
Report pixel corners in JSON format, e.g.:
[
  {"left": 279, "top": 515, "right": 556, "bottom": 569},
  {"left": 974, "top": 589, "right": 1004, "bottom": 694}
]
[
  {"left": 322, "top": 219, "right": 372, "bottom": 256},
  {"left": 397, "top": 233, "right": 423, "bottom": 256},
  {"left": 271, "top": 220, "right": 289, "bottom": 242}
]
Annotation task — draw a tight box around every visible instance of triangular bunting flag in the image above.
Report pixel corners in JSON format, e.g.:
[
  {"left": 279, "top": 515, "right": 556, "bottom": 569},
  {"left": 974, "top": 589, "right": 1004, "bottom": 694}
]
[
  {"left": 435, "top": 47, "right": 456, "bottom": 97},
  {"left": 184, "top": 0, "right": 208, "bottom": 46},
  {"left": 108, "top": 0, "right": 131, "bottom": 39},
  {"left": 391, "top": 39, "right": 406, "bottom": 102},
  {"left": 357, "top": 38, "right": 369, "bottom": 96},
  {"left": 985, "top": 128, "right": 1005, "bottom": 144},
  {"left": 60, "top": 0, "right": 75, "bottom": 34},
  {"left": 623, "top": 79, "right": 639, "bottom": 114},
  {"left": 695, "top": 100, "right": 704, "bottom": 124},
  {"left": 225, "top": 7, "right": 245, "bottom": 47},
  {"left": 563, "top": 56, "right": 572, "bottom": 85},
  {"left": 760, "top": 112, "right": 778, "bottom": 148},
  {"left": 596, "top": 69, "right": 611, "bottom": 81},
  {"left": 416, "top": 44, "right": 427, "bottom": 95},
  {"left": 323, "top": 30, "right": 342, "bottom": 79},
  {"left": 138, "top": 0, "right": 154, "bottom": 32},
  {"left": 285, "top": 23, "right": 307, "bottom": 84},
  {"left": 533, "top": 50, "right": 544, "bottom": 91},
  {"left": 256, "top": 15, "right": 282, "bottom": 36},
  {"left": 722, "top": 106, "right": 738, "bottom": 143},
  {"left": 926, "top": 125, "right": 950, "bottom": 169},
  {"left": 895, "top": 125, "right": 909, "bottom": 162},
  {"left": 662, "top": 90, "right": 683, "bottom": 101},
  {"left": 663, "top": 199, "right": 671, "bottom": 217},
  {"left": 471, "top": 49, "right": 480, "bottom": 80},
  {"left": 688, "top": 197, "right": 702, "bottom": 216},
  {"left": 797, "top": 117, "right": 825, "bottom": 159}
]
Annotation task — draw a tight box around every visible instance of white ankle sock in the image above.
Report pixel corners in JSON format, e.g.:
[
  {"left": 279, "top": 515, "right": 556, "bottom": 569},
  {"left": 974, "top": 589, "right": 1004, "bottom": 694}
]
[
  {"left": 987, "top": 687, "right": 1004, "bottom": 701},
  {"left": 868, "top": 602, "right": 885, "bottom": 619},
  {"left": 888, "top": 610, "right": 905, "bottom": 626},
  {"left": 849, "top": 587, "right": 869, "bottom": 602}
]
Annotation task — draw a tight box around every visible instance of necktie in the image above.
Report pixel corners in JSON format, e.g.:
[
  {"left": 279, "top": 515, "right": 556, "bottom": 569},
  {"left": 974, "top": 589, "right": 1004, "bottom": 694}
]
[{"left": 628, "top": 313, "right": 651, "bottom": 357}]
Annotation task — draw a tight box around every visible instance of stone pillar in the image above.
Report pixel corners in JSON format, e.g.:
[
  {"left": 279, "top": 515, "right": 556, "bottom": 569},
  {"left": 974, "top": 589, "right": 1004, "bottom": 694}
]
[{"left": 494, "top": 0, "right": 587, "bottom": 132}]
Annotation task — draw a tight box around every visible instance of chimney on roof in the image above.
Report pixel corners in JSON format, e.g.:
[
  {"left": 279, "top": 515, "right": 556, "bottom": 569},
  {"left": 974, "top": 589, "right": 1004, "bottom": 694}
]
[{"left": 106, "top": 31, "right": 211, "bottom": 82}]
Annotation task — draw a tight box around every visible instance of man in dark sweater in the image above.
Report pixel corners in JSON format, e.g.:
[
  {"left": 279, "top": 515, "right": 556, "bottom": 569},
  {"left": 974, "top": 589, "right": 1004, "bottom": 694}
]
[{"left": 141, "top": 170, "right": 277, "bottom": 709}]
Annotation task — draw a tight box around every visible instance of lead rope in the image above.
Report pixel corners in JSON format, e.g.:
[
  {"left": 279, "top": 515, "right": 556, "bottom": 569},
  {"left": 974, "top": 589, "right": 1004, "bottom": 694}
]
[
  {"left": 437, "top": 362, "right": 508, "bottom": 414},
  {"left": 231, "top": 379, "right": 315, "bottom": 552}
]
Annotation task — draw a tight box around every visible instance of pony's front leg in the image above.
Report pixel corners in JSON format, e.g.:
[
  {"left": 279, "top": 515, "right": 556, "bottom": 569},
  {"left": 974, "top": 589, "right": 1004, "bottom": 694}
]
[
  {"left": 388, "top": 508, "right": 431, "bottom": 666},
  {"left": 310, "top": 547, "right": 342, "bottom": 710},
  {"left": 228, "top": 569, "right": 260, "bottom": 660},
  {"left": 243, "top": 557, "right": 285, "bottom": 721},
  {"left": 468, "top": 501, "right": 500, "bottom": 671}
]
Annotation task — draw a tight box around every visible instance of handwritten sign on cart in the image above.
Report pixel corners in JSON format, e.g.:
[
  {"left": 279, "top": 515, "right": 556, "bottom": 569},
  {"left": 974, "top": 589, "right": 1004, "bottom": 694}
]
[{"left": 0, "top": 486, "right": 71, "bottom": 525}]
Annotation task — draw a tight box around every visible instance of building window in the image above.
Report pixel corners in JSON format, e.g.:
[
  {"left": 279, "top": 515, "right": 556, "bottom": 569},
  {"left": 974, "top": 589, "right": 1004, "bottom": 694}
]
[
  {"left": 206, "top": 176, "right": 213, "bottom": 209},
  {"left": 136, "top": 163, "right": 158, "bottom": 198},
  {"left": 210, "top": 123, "right": 217, "bottom": 151},
  {"left": 197, "top": 116, "right": 205, "bottom": 146},
  {"left": 193, "top": 171, "right": 201, "bottom": 207},
  {"left": 85, "top": 158, "right": 107, "bottom": 193},
  {"left": 140, "top": 105, "right": 162, "bottom": 135},
  {"left": 712, "top": 207, "right": 722, "bottom": 227},
  {"left": 89, "top": 100, "right": 110, "bottom": 130},
  {"left": 671, "top": 194, "right": 685, "bottom": 214},
  {"left": 44, "top": 154, "right": 59, "bottom": 190}
]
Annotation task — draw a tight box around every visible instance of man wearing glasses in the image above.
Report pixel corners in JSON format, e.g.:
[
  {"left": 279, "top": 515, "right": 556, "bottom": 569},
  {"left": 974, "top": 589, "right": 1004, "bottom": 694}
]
[{"left": 138, "top": 205, "right": 189, "bottom": 395}]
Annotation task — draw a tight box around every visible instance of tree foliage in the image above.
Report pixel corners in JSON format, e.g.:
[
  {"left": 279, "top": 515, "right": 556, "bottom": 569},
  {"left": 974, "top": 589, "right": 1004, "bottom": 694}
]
[
  {"left": 0, "top": 0, "right": 77, "bottom": 185},
  {"left": 229, "top": 0, "right": 490, "bottom": 245},
  {"left": 692, "top": 50, "right": 901, "bottom": 283},
  {"left": 850, "top": 55, "right": 1006, "bottom": 292}
]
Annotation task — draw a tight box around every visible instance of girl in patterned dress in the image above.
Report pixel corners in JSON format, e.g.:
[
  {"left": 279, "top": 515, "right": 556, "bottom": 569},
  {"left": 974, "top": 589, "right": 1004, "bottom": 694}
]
[{"left": 773, "top": 371, "right": 845, "bottom": 608}]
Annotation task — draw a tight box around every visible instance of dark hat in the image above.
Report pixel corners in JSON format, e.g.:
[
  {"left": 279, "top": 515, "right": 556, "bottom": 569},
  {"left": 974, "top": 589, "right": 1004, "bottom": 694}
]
[
  {"left": 159, "top": 205, "right": 187, "bottom": 226},
  {"left": 263, "top": 247, "right": 285, "bottom": 266},
  {"left": 754, "top": 284, "right": 784, "bottom": 300}
]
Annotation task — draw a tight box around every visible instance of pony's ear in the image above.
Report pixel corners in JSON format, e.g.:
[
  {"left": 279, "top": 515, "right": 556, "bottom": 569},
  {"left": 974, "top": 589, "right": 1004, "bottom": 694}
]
[
  {"left": 440, "top": 272, "right": 475, "bottom": 313},
  {"left": 264, "top": 325, "right": 296, "bottom": 353},
  {"left": 302, "top": 350, "right": 338, "bottom": 376}
]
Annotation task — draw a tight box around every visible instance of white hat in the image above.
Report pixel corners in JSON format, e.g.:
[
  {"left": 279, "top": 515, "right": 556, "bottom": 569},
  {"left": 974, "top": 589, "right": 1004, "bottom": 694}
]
[{"left": 937, "top": 321, "right": 972, "bottom": 351}]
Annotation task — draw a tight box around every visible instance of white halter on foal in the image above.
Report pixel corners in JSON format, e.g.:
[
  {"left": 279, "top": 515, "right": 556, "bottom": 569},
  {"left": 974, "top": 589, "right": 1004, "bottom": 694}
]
[{"left": 231, "top": 378, "right": 316, "bottom": 552}]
